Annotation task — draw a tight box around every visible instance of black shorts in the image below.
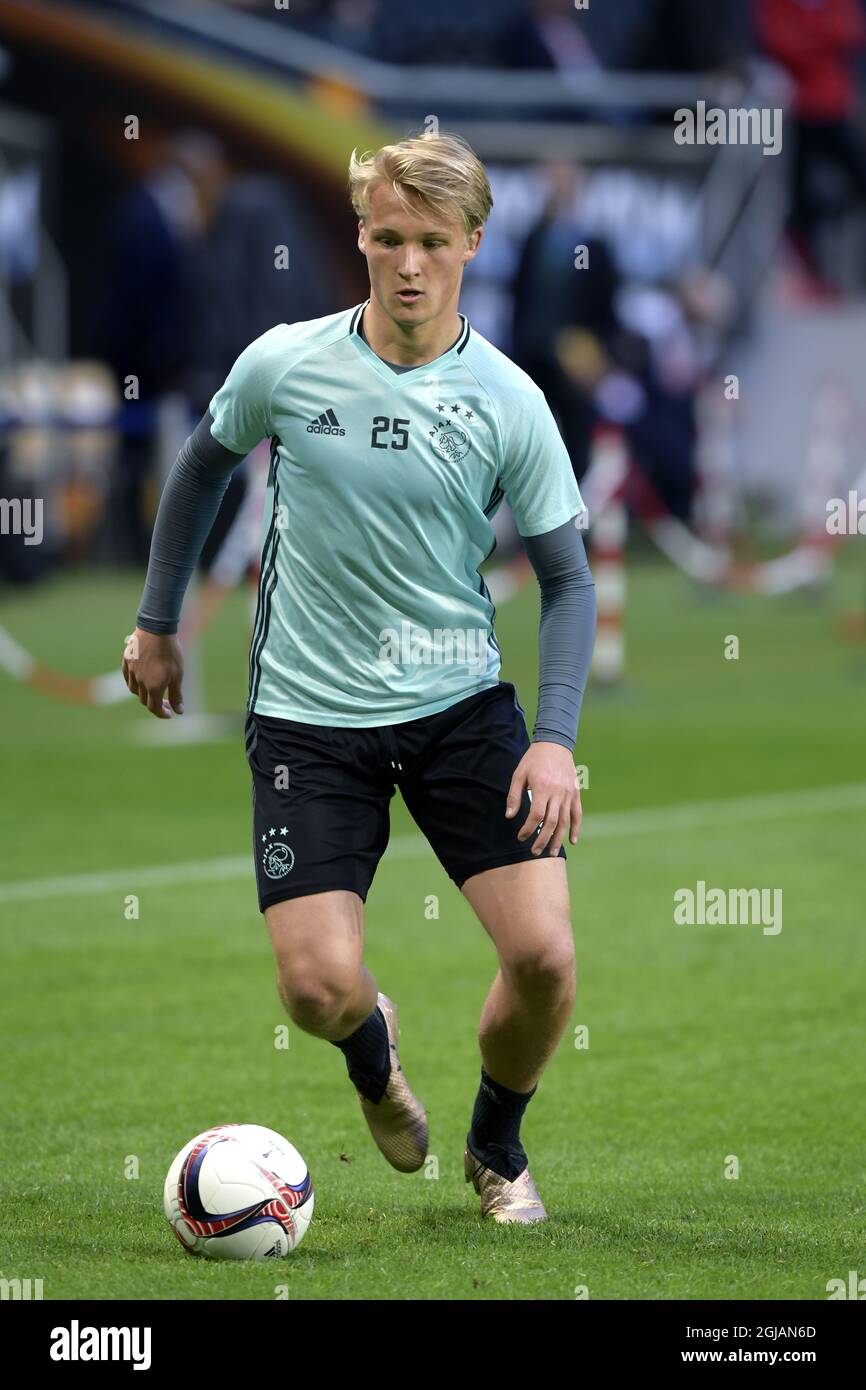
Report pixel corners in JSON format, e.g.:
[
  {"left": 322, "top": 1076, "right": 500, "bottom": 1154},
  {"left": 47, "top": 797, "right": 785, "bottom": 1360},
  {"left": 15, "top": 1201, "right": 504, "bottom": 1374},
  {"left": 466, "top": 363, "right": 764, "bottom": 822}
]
[{"left": 244, "top": 680, "right": 566, "bottom": 912}]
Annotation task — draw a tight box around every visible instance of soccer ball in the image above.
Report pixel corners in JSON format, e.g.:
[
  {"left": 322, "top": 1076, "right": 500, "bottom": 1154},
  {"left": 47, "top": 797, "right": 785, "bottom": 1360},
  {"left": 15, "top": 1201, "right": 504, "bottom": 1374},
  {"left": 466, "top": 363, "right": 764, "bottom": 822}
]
[{"left": 163, "top": 1123, "right": 314, "bottom": 1260}]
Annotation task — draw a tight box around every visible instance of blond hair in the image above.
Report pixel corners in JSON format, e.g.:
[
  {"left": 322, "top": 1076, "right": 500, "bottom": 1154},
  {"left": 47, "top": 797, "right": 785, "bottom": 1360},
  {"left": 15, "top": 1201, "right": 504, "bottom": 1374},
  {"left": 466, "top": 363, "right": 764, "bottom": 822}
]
[{"left": 348, "top": 131, "right": 493, "bottom": 237}]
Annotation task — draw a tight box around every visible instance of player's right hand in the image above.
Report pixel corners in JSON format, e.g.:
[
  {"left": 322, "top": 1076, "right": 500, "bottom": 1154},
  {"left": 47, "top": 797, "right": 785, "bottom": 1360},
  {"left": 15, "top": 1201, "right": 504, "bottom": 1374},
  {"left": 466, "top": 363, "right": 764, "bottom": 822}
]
[{"left": 121, "top": 627, "right": 184, "bottom": 719}]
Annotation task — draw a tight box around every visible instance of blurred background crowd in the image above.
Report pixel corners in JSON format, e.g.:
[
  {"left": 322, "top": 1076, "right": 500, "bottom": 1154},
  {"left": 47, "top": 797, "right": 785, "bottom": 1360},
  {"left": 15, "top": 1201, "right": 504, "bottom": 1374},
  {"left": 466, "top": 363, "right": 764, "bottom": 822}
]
[{"left": 1, "top": 0, "right": 866, "bottom": 588}]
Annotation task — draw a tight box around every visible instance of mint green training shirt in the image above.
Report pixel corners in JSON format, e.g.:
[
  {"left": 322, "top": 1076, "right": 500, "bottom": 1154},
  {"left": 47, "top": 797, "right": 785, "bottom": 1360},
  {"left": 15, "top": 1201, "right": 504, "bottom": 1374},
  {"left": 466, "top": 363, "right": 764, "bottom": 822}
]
[{"left": 208, "top": 300, "right": 585, "bottom": 725}]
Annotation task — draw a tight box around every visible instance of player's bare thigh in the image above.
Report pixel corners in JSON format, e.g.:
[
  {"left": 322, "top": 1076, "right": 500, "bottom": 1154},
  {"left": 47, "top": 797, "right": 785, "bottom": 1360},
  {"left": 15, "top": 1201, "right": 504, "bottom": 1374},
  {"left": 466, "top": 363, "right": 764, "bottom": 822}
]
[
  {"left": 460, "top": 858, "right": 575, "bottom": 981},
  {"left": 264, "top": 890, "right": 377, "bottom": 1039}
]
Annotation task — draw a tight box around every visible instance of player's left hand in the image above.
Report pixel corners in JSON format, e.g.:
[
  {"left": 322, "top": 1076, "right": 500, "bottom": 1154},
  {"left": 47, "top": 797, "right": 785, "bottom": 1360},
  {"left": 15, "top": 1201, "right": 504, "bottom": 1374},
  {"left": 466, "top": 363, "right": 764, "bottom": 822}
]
[{"left": 505, "top": 742, "right": 582, "bottom": 856}]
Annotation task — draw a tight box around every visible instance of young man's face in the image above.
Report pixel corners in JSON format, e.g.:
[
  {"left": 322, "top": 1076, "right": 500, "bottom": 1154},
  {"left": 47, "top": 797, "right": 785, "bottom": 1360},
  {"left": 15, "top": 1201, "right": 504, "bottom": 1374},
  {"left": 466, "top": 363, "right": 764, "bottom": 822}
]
[{"left": 357, "top": 181, "right": 482, "bottom": 328}]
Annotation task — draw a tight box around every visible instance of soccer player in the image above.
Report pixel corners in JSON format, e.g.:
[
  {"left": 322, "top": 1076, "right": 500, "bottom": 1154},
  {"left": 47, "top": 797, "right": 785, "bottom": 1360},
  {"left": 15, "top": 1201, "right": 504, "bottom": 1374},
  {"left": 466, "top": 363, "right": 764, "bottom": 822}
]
[{"left": 123, "top": 133, "right": 596, "bottom": 1223}]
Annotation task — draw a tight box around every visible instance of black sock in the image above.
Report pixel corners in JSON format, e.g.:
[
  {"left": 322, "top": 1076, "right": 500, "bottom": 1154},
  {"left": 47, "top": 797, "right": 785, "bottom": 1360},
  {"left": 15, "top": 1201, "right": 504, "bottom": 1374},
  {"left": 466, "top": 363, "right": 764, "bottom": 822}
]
[
  {"left": 468, "top": 1066, "right": 537, "bottom": 1181},
  {"left": 330, "top": 1005, "right": 390, "bottom": 1103}
]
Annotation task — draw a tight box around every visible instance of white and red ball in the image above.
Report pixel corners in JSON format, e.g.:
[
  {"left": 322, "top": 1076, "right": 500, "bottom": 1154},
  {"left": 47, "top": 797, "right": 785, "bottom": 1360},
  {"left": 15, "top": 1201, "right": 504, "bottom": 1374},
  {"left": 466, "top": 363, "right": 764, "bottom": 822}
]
[{"left": 163, "top": 1123, "right": 314, "bottom": 1260}]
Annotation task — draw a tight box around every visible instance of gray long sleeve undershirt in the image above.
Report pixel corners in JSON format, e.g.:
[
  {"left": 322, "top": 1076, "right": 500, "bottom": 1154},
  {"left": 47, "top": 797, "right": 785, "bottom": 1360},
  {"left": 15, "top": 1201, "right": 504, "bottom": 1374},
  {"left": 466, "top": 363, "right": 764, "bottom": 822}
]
[
  {"left": 136, "top": 414, "right": 596, "bottom": 751},
  {"left": 522, "top": 519, "right": 596, "bottom": 751},
  {"left": 136, "top": 414, "right": 243, "bottom": 636}
]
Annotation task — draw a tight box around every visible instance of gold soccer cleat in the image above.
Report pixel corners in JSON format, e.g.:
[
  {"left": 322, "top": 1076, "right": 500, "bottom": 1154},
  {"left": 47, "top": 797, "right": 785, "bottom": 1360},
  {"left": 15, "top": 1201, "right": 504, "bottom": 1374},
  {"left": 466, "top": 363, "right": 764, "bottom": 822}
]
[
  {"left": 357, "top": 993, "right": 428, "bottom": 1173},
  {"left": 464, "top": 1141, "right": 548, "bottom": 1223}
]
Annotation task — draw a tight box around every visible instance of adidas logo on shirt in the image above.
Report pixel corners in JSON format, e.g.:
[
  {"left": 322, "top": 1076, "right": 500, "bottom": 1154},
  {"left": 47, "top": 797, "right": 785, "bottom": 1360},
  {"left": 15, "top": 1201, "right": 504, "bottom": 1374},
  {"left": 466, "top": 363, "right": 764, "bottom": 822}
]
[{"left": 307, "top": 408, "right": 345, "bottom": 436}]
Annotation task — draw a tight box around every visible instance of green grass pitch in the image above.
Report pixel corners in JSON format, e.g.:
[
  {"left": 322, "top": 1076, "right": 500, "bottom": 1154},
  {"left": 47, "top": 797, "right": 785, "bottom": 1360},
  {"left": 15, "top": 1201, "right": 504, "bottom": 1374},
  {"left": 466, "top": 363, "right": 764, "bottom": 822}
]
[{"left": 0, "top": 551, "right": 863, "bottom": 1300}]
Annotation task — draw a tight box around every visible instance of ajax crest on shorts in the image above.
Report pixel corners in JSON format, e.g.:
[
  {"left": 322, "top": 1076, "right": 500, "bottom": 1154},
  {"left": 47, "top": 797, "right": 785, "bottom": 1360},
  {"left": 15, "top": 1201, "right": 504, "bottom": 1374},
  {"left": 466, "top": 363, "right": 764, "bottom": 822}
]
[{"left": 261, "top": 829, "right": 295, "bottom": 880}]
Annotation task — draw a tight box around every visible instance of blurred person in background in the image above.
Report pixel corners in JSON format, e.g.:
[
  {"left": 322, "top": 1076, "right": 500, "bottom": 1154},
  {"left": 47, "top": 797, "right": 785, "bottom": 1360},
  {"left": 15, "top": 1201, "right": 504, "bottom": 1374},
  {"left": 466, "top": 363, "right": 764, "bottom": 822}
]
[
  {"left": 497, "top": 0, "right": 600, "bottom": 74},
  {"left": 512, "top": 163, "right": 731, "bottom": 522},
  {"left": 181, "top": 137, "right": 332, "bottom": 420},
  {"left": 102, "top": 126, "right": 333, "bottom": 571},
  {"left": 756, "top": 0, "right": 866, "bottom": 289},
  {"left": 611, "top": 269, "right": 732, "bottom": 523},
  {"left": 178, "top": 133, "right": 333, "bottom": 569},
  {"left": 511, "top": 161, "right": 619, "bottom": 483},
  {"left": 495, "top": 0, "right": 607, "bottom": 122},
  {"left": 625, "top": 0, "right": 754, "bottom": 75},
  {"left": 99, "top": 131, "right": 204, "bottom": 562}
]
